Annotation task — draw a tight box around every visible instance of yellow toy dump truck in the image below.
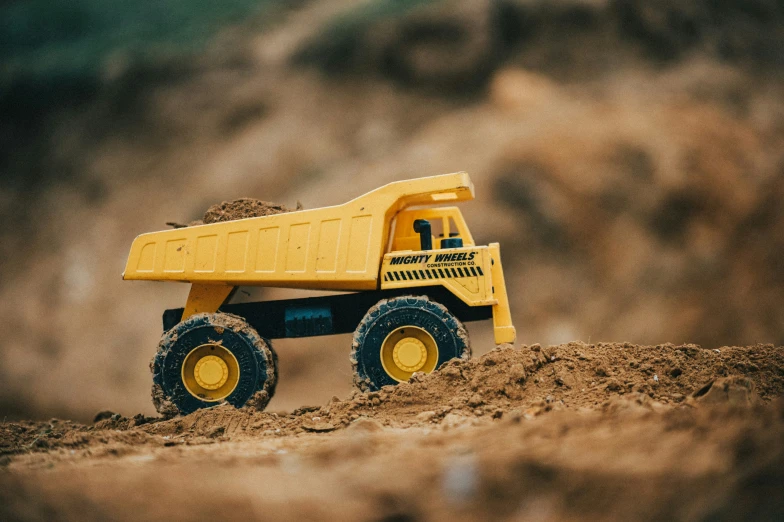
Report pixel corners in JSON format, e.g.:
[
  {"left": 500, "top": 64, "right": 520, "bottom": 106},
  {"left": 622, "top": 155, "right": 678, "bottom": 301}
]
[{"left": 124, "top": 172, "right": 515, "bottom": 415}]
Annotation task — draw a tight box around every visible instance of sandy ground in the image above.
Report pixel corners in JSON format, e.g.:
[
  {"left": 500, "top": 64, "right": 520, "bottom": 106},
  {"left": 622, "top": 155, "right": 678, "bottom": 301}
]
[
  {"left": 3, "top": 0, "right": 784, "bottom": 423},
  {"left": 2, "top": 341, "right": 782, "bottom": 521}
]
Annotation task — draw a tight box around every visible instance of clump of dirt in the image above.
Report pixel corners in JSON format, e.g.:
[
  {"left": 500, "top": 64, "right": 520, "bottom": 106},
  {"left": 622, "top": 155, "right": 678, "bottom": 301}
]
[
  {"left": 202, "top": 198, "right": 299, "bottom": 224},
  {"left": 150, "top": 383, "right": 179, "bottom": 418},
  {"left": 167, "top": 198, "right": 302, "bottom": 228},
  {"left": 244, "top": 390, "right": 271, "bottom": 411}
]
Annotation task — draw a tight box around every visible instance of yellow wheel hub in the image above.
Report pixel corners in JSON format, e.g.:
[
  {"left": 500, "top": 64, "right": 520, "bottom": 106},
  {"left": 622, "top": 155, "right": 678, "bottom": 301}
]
[
  {"left": 194, "top": 355, "right": 228, "bottom": 390},
  {"left": 181, "top": 344, "right": 240, "bottom": 402},
  {"left": 393, "top": 338, "right": 427, "bottom": 372},
  {"left": 380, "top": 326, "right": 439, "bottom": 382}
]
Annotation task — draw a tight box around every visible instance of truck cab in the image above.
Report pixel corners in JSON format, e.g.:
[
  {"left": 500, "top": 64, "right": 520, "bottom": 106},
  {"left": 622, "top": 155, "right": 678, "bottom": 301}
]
[{"left": 382, "top": 205, "right": 515, "bottom": 345}]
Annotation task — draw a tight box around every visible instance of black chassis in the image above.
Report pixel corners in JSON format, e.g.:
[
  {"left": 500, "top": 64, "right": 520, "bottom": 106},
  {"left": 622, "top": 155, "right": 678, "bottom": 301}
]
[{"left": 163, "top": 286, "right": 492, "bottom": 340}]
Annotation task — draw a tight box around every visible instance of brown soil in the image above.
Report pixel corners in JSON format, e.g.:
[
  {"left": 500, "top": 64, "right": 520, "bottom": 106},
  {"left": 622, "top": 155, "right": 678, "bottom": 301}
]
[
  {"left": 3, "top": 0, "right": 784, "bottom": 426},
  {"left": 2, "top": 342, "right": 782, "bottom": 520},
  {"left": 167, "top": 198, "right": 299, "bottom": 228},
  {"left": 202, "top": 197, "right": 298, "bottom": 224}
]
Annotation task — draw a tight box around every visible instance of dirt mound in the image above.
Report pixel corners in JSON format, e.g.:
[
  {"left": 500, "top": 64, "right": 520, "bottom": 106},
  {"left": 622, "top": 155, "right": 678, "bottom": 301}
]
[
  {"left": 2, "top": 344, "right": 783, "bottom": 521},
  {"left": 202, "top": 198, "right": 300, "bottom": 224},
  {"left": 3, "top": 0, "right": 784, "bottom": 425},
  {"left": 168, "top": 198, "right": 300, "bottom": 228},
  {"left": 3, "top": 342, "right": 780, "bottom": 455}
]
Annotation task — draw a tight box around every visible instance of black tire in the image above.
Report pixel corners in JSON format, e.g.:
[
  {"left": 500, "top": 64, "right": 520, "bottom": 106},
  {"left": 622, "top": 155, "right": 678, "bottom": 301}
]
[
  {"left": 150, "top": 312, "right": 277, "bottom": 416},
  {"left": 351, "top": 295, "right": 471, "bottom": 391}
]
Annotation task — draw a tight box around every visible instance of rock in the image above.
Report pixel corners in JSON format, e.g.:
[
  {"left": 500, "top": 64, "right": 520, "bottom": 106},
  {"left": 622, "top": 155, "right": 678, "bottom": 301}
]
[
  {"left": 509, "top": 363, "right": 526, "bottom": 384},
  {"left": 449, "top": 397, "right": 464, "bottom": 408},
  {"left": 555, "top": 370, "right": 576, "bottom": 388},
  {"left": 441, "top": 412, "right": 470, "bottom": 430},
  {"left": 347, "top": 417, "right": 383, "bottom": 433},
  {"left": 440, "top": 365, "right": 464, "bottom": 381},
  {"left": 415, "top": 411, "right": 437, "bottom": 422},
  {"left": 292, "top": 405, "right": 320, "bottom": 415},
  {"left": 129, "top": 414, "right": 150, "bottom": 427},
  {"left": 409, "top": 372, "right": 427, "bottom": 383},
  {"left": 93, "top": 410, "right": 116, "bottom": 423},
  {"left": 691, "top": 377, "right": 758, "bottom": 406},
  {"left": 302, "top": 419, "right": 337, "bottom": 432}
]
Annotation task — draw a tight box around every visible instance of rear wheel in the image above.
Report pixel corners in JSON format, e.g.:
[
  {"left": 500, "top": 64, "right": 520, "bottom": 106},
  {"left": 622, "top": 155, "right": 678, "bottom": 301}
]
[
  {"left": 351, "top": 295, "right": 470, "bottom": 391},
  {"left": 151, "top": 312, "right": 277, "bottom": 416}
]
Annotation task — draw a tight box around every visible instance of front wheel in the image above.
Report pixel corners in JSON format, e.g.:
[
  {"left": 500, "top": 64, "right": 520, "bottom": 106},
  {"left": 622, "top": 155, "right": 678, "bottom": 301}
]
[
  {"left": 351, "top": 295, "right": 471, "bottom": 391},
  {"left": 151, "top": 312, "right": 277, "bottom": 416}
]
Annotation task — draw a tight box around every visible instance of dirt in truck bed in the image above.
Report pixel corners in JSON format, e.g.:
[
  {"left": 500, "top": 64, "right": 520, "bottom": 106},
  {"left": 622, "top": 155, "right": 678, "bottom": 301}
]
[
  {"left": 2, "top": 342, "right": 783, "bottom": 521},
  {"left": 202, "top": 197, "right": 302, "bottom": 224},
  {"left": 167, "top": 197, "right": 300, "bottom": 228}
]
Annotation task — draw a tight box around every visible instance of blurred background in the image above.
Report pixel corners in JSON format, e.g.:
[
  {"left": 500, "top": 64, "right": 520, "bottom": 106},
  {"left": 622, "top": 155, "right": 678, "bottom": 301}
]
[{"left": 1, "top": 0, "right": 782, "bottom": 421}]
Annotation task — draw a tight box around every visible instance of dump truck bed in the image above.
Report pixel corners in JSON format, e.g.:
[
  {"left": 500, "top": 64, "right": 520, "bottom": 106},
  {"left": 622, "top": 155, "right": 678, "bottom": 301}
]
[{"left": 123, "top": 173, "right": 474, "bottom": 291}]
